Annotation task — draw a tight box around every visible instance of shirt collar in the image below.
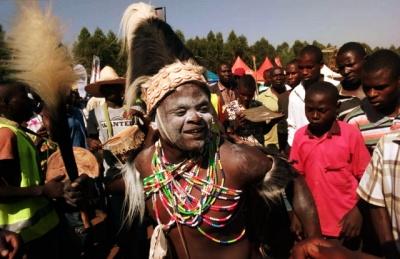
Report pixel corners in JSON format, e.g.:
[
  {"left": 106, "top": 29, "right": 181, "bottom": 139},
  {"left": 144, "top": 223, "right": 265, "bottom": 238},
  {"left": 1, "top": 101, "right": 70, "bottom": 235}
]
[
  {"left": 393, "top": 133, "right": 400, "bottom": 145},
  {"left": 360, "top": 98, "right": 400, "bottom": 124},
  {"left": 218, "top": 81, "right": 228, "bottom": 92},
  {"left": 305, "top": 120, "right": 341, "bottom": 139}
]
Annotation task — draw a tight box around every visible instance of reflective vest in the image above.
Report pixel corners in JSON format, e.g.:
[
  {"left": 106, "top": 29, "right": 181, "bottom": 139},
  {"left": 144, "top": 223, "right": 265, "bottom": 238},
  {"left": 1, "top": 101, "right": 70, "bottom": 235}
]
[{"left": 0, "top": 119, "right": 59, "bottom": 242}]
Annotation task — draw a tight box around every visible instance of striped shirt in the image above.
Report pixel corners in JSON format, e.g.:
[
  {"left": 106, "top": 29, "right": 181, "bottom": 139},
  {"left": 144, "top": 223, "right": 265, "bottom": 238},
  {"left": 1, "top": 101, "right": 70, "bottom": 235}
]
[
  {"left": 357, "top": 132, "right": 400, "bottom": 251},
  {"left": 344, "top": 98, "right": 400, "bottom": 153}
]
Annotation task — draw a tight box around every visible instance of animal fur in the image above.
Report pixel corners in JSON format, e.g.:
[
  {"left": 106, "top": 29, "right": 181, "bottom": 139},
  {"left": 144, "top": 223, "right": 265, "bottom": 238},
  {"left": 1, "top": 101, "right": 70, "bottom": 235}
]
[
  {"left": 256, "top": 155, "right": 297, "bottom": 205},
  {"left": 122, "top": 162, "right": 145, "bottom": 226},
  {"left": 7, "top": 0, "right": 77, "bottom": 111},
  {"left": 120, "top": 2, "right": 193, "bottom": 109},
  {"left": 7, "top": 0, "right": 79, "bottom": 180}
]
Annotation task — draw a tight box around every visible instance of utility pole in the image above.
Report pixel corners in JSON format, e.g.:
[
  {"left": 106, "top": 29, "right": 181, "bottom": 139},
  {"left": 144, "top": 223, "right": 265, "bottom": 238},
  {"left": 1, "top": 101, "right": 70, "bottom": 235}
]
[{"left": 155, "top": 6, "right": 166, "bottom": 22}]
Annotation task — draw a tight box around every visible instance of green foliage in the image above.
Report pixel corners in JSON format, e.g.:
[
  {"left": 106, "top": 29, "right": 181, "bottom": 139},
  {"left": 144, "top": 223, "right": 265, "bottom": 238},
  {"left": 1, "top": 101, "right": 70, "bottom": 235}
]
[
  {"left": 175, "top": 30, "right": 185, "bottom": 43},
  {"left": 5, "top": 22, "right": 400, "bottom": 81},
  {"left": 72, "top": 27, "right": 126, "bottom": 77},
  {"left": 68, "top": 26, "right": 400, "bottom": 75}
]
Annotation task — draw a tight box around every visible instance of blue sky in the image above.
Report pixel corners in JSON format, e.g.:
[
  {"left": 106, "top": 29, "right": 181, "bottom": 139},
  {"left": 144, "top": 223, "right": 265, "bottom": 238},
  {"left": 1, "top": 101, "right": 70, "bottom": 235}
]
[{"left": 1, "top": 0, "right": 399, "bottom": 48}]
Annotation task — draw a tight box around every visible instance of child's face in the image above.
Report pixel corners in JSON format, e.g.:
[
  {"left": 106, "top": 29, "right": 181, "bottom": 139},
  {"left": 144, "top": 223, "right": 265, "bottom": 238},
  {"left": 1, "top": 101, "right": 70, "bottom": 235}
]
[
  {"left": 238, "top": 85, "right": 255, "bottom": 108},
  {"left": 305, "top": 92, "right": 337, "bottom": 133}
]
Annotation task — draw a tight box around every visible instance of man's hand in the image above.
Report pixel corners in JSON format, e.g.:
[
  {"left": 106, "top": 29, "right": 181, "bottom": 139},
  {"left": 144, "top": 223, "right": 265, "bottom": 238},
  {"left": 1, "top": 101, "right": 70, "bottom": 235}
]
[
  {"left": 43, "top": 175, "right": 65, "bottom": 199},
  {"left": 291, "top": 237, "right": 380, "bottom": 259},
  {"left": 87, "top": 138, "right": 102, "bottom": 152},
  {"left": 290, "top": 212, "right": 304, "bottom": 241},
  {"left": 64, "top": 174, "right": 98, "bottom": 208},
  {"left": 236, "top": 111, "right": 247, "bottom": 127},
  {"left": 0, "top": 230, "right": 21, "bottom": 259},
  {"left": 291, "top": 237, "right": 351, "bottom": 259},
  {"left": 339, "top": 206, "right": 362, "bottom": 238}
]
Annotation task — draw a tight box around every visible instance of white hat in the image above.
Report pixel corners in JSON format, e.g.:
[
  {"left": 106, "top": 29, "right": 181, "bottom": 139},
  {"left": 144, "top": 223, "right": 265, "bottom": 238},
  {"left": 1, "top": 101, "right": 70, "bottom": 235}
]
[{"left": 85, "top": 66, "right": 125, "bottom": 97}]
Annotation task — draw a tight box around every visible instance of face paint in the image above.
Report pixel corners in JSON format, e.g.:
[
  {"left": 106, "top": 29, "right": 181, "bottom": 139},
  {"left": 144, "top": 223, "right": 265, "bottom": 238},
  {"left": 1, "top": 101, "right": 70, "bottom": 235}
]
[{"left": 155, "top": 83, "right": 213, "bottom": 153}]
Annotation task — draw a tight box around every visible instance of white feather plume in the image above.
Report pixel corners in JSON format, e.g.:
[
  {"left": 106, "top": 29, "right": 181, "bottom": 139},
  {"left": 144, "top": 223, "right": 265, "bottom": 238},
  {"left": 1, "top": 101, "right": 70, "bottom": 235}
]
[
  {"left": 7, "top": 1, "right": 77, "bottom": 111},
  {"left": 122, "top": 162, "right": 145, "bottom": 226},
  {"left": 120, "top": 2, "right": 158, "bottom": 53}
]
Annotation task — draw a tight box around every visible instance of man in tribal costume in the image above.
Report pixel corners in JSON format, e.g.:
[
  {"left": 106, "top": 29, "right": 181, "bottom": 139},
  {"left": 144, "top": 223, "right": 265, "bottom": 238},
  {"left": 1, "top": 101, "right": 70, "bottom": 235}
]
[{"left": 117, "top": 3, "right": 320, "bottom": 258}]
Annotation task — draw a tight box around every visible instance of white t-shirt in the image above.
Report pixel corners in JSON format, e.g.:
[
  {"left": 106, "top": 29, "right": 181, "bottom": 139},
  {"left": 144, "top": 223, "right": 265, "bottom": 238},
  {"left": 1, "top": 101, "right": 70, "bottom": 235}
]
[
  {"left": 287, "top": 83, "right": 308, "bottom": 146},
  {"left": 87, "top": 104, "right": 133, "bottom": 176},
  {"left": 87, "top": 105, "right": 132, "bottom": 144}
]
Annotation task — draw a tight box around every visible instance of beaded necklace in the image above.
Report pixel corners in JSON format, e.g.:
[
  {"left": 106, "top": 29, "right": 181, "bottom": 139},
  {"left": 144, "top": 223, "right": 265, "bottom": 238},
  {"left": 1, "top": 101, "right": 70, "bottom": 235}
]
[{"left": 143, "top": 135, "right": 245, "bottom": 244}]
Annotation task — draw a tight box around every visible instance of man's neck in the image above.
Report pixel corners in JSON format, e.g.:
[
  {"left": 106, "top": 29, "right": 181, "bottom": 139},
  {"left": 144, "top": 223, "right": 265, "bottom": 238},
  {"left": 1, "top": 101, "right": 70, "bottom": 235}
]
[
  {"left": 308, "top": 120, "right": 336, "bottom": 138},
  {"left": 303, "top": 75, "right": 323, "bottom": 90},
  {"left": 271, "top": 85, "right": 286, "bottom": 96},
  {"left": 159, "top": 139, "right": 187, "bottom": 164},
  {"left": 341, "top": 80, "right": 362, "bottom": 91},
  {"left": 219, "top": 81, "right": 231, "bottom": 89},
  {"left": 339, "top": 86, "right": 365, "bottom": 100}
]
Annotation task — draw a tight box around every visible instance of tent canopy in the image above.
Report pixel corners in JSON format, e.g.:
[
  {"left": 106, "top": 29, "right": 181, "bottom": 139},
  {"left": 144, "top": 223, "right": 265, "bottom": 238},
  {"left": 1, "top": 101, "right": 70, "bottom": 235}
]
[
  {"left": 206, "top": 70, "right": 218, "bottom": 83},
  {"left": 232, "top": 56, "right": 254, "bottom": 76},
  {"left": 254, "top": 57, "right": 273, "bottom": 82}
]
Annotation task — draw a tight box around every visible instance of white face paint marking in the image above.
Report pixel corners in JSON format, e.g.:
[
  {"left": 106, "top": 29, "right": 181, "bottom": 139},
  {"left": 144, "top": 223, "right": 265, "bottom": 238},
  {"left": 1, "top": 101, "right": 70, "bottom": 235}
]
[{"left": 156, "top": 83, "right": 213, "bottom": 152}]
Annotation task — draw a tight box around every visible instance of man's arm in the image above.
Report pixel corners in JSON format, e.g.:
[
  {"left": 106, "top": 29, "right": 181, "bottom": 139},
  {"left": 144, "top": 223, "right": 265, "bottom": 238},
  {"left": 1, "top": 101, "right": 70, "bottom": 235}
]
[
  {"left": 0, "top": 175, "right": 66, "bottom": 202},
  {"left": 292, "top": 176, "right": 322, "bottom": 238},
  {"left": 369, "top": 204, "right": 400, "bottom": 259},
  {"left": 0, "top": 128, "right": 65, "bottom": 202}
]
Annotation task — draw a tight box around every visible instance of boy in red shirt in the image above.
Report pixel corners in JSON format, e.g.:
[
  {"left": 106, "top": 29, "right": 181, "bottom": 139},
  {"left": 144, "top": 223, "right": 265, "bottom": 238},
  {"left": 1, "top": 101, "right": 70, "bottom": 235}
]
[{"left": 290, "top": 81, "right": 370, "bottom": 247}]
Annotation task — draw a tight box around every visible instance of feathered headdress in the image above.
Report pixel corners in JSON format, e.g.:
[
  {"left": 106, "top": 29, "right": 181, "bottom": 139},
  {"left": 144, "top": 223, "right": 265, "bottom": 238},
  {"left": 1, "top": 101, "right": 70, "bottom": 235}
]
[
  {"left": 120, "top": 2, "right": 209, "bottom": 224},
  {"left": 120, "top": 2, "right": 207, "bottom": 114},
  {"left": 7, "top": 1, "right": 77, "bottom": 111},
  {"left": 7, "top": 0, "right": 79, "bottom": 180}
]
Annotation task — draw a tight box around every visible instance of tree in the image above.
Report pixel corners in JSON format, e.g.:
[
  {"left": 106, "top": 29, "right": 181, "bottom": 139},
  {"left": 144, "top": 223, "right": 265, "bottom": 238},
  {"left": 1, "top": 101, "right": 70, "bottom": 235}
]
[
  {"left": 175, "top": 30, "right": 185, "bottom": 44},
  {"left": 224, "top": 31, "right": 251, "bottom": 66},
  {"left": 276, "top": 42, "right": 295, "bottom": 66},
  {"left": 72, "top": 27, "right": 92, "bottom": 71},
  {"left": 361, "top": 43, "right": 373, "bottom": 55},
  {"left": 250, "top": 37, "right": 276, "bottom": 68},
  {"left": 72, "top": 27, "right": 126, "bottom": 76},
  {"left": 292, "top": 40, "right": 308, "bottom": 57},
  {"left": 312, "top": 40, "right": 325, "bottom": 50}
]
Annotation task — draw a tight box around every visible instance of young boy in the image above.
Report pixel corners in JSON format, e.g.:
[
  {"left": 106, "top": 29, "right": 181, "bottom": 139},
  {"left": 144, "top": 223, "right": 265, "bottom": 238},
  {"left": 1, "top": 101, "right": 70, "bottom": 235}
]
[
  {"left": 224, "top": 74, "right": 271, "bottom": 146},
  {"left": 290, "top": 82, "right": 371, "bottom": 245}
]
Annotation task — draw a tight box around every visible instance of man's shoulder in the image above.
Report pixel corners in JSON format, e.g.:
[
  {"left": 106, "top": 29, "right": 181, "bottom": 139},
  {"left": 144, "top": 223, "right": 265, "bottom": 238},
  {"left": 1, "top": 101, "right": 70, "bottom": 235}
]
[
  {"left": 0, "top": 127, "right": 17, "bottom": 141},
  {"left": 293, "top": 125, "right": 308, "bottom": 140},
  {"left": 337, "top": 120, "right": 364, "bottom": 137},
  {"left": 219, "top": 140, "right": 271, "bottom": 186},
  {"left": 134, "top": 145, "right": 155, "bottom": 177},
  {"left": 256, "top": 89, "right": 276, "bottom": 105},
  {"left": 289, "top": 85, "right": 304, "bottom": 99},
  {"left": 343, "top": 105, "right": 364, "bottom": 122},
  {"left": 0, "top": 127, "right": 17, "bottom": 159},
  {"left": 380, "top": 132, "right": 400, "bottom": 146},
  {"left": 209, "top": 82, "right": 219, "bottom": 94}
]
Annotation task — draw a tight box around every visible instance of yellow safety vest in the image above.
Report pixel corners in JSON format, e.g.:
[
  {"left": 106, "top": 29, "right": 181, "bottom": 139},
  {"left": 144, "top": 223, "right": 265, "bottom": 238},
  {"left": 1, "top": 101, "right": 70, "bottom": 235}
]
[
  {"left": 211, "top": 93, "right": 219, "bottom": 116},
  {"left": 0, "top": 119, "right": 59, "bottom": 242}
]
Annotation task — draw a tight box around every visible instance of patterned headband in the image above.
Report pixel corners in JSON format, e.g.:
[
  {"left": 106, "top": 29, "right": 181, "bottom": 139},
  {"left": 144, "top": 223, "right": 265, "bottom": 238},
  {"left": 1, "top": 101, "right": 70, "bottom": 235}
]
[{"left": 141, "top": 59, "right": 207, "bottom": 114}]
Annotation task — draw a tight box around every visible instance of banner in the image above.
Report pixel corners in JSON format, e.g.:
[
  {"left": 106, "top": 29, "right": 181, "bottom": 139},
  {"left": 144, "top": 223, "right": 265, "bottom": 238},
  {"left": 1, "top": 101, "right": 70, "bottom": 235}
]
[
  {"left": 155, "top": 7, "right": 166, "bottom": 21},
  {"left": 89, "top": 55, "right": 100, "bottom": 84}
]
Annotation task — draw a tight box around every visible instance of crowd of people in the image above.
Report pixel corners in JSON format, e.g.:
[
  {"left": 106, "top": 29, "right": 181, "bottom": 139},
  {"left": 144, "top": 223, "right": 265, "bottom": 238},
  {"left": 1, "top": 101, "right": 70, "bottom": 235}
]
[{"left": 1, "top": 2, "right": 400, "bottom": 259}]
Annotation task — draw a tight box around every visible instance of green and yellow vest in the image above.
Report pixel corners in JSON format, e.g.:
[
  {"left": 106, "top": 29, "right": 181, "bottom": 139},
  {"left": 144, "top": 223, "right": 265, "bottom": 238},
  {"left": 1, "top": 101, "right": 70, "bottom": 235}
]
[{"left": 0, "top": 118, "right": 59, "bottom": 242}]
